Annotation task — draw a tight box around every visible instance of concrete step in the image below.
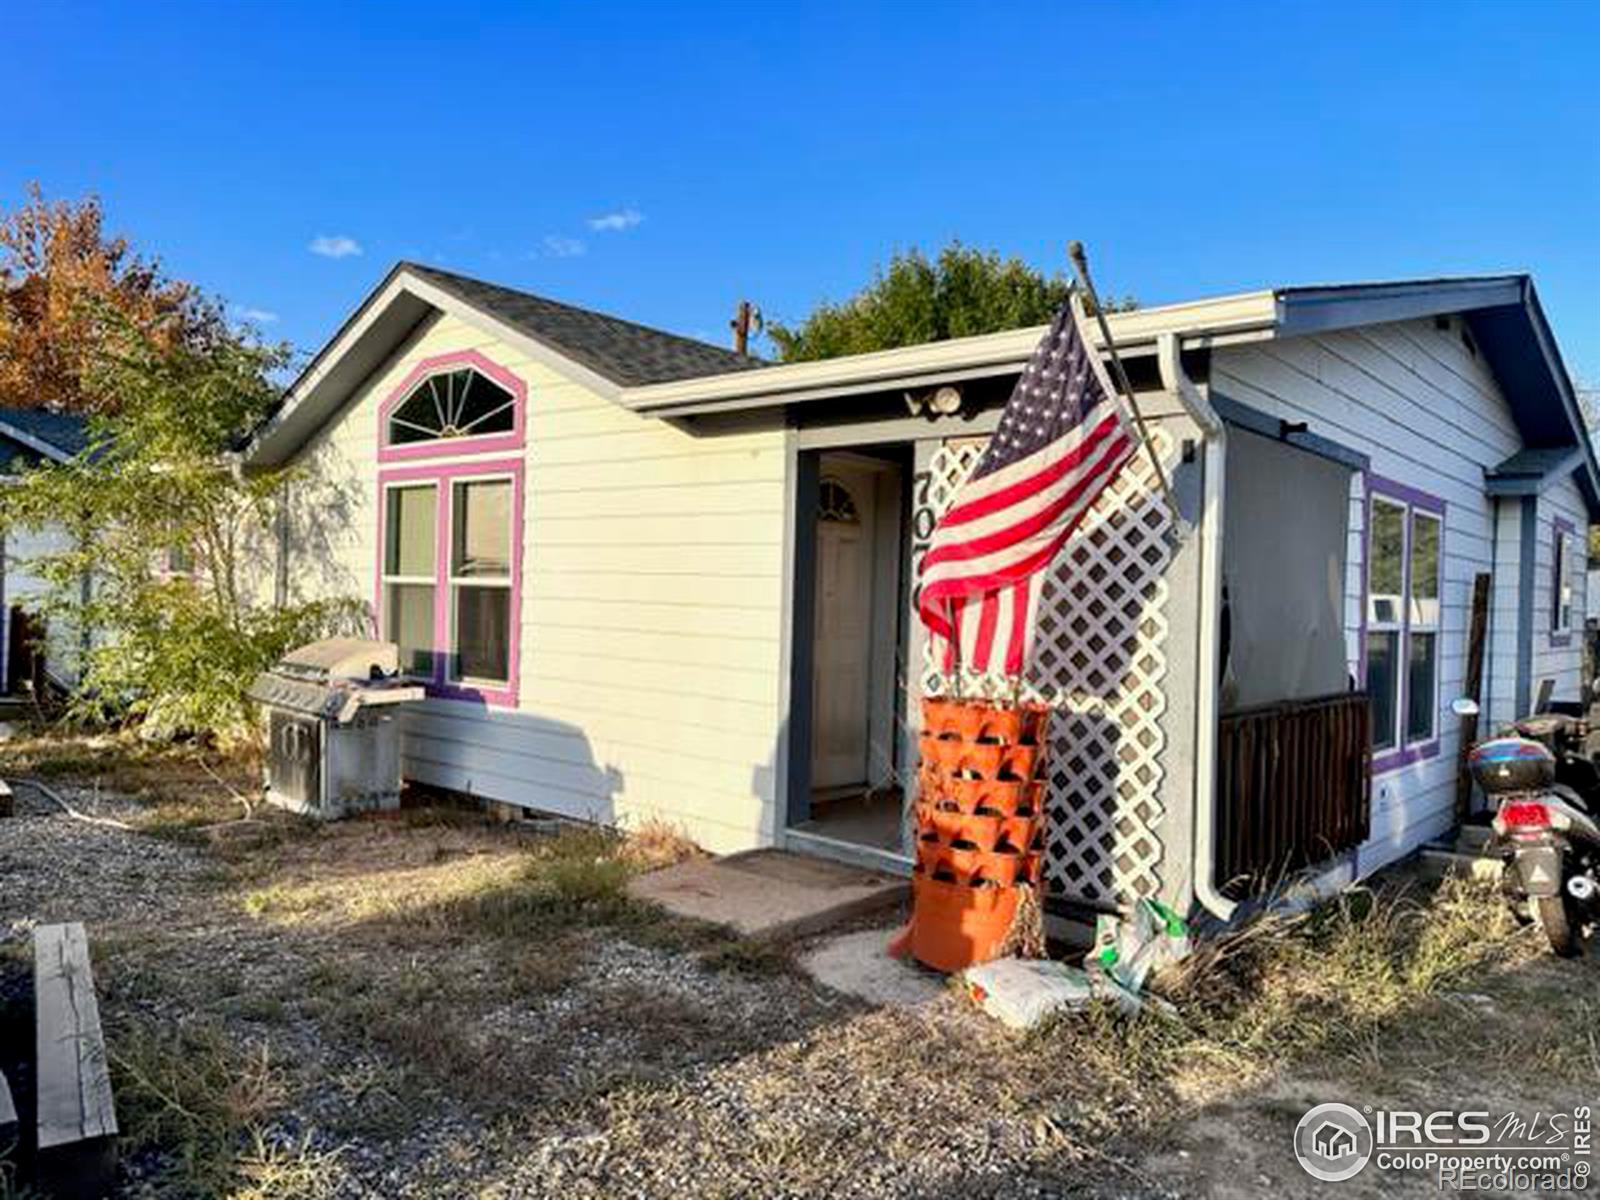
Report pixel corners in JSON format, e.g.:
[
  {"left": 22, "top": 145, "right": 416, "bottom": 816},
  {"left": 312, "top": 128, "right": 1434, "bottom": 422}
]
[{"left": 629, "top": 848, "right": 907, "bottom": 942}]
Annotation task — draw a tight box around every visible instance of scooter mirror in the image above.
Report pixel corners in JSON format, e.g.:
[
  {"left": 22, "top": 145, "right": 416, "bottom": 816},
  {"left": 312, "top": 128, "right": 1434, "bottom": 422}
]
[{"left": 1450, "top": 697, "right": 1480, "bottom": 717}]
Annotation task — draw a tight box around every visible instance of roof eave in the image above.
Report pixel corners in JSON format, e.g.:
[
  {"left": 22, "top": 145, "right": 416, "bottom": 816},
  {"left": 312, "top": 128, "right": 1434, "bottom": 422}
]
[
  {"left": 621, "top": 289, "right": 1280, "bottom": 417},
  {"left": 0, "top": 417, "right": 75, "bottom": 464}
]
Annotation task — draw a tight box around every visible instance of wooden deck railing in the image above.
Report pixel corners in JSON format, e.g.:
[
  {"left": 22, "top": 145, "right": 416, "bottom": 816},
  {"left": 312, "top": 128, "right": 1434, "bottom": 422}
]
[{"left": 1216, "top": 691, "right": 1371, "bottom": 899}]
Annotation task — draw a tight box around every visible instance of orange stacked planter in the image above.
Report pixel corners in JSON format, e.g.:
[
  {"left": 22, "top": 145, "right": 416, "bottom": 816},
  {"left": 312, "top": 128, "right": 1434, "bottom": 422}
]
[{"left": 907, "top": 696, "right": 1050, "bottom": 973}]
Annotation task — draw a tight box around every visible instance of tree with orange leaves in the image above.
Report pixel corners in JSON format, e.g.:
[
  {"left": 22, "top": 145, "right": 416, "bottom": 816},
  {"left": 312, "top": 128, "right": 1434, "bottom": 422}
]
[{"left": 0, "top": 183, "right": 223, "bottom": 414}]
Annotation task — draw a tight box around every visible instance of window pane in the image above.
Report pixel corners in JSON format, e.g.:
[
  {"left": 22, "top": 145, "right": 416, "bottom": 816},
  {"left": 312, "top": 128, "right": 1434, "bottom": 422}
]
[
  {"left": 1406, "top": 631, "right": 1437, "bottom": 743},
  {"left": 454, "top": 585, "right": 510, "bottom": 682},
  {"left": 1556, "top": 533, "right": 1573, "bottom": 632},
  {"left": 452, "top": 479, "right": 512, "bottom": 577},
  {"left": 390, "top": 377, "right": 446, "bottom": 444},
  {"left": 385, "top": 485, "right": 436, "bottom": 576},
  {"left": 455, "top": 370, "right": 516, "bottom": 434},
  {"left": 1366, "top": 631, "right": 1399, "bottom": 751},
  {"left": 1408, "top": 512, "right": 1440, "bottom": 628},
  {"left": 1368, "top": 499, "right": 1405, "bottom": 625},
  {"left": 387, "top": 369, "right": 516, "bottom": 444},
  {"left": 385, "top": 583, "right": 435, "bottom": 675}
]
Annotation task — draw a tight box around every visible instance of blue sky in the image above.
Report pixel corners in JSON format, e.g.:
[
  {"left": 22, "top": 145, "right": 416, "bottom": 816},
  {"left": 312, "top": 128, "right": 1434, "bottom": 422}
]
[{"left": 6, "top": 1, "right": 1598, "bottom": 381}]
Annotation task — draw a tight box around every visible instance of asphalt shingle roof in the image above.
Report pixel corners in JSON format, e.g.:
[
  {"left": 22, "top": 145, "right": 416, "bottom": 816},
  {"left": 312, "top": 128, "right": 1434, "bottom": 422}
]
[
  {"left": 404, "top": 262, "right": 766, "bottom": 387},
  {"left": 0, "top": 406, "right": 89, "bottom": 457}
]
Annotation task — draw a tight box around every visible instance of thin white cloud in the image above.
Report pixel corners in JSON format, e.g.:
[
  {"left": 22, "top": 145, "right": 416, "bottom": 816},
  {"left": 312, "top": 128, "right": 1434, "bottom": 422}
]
[
  {"left": 586, "top": 208, "right": 643, "bottom": 233},
  {"left": 309, "top": 234, "right": 362, "bottom": 259},
  {"left": 236, "top": 306, "right": 279, "bottom": 324},
  {"left": 540, "top": 234, "right": 587, "bottom": 259}
]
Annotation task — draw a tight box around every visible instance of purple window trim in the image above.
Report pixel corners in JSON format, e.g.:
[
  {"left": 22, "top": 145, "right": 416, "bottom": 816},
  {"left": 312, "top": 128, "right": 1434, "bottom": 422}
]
[
  {"left": 377, "top": 349, "right": 527, "bottom": 463},
  {"left": 1362, "top": 473, "right": 1447, "bottom": 778},
  {"left": 375, "top": 457, "right": 525, "bottom": 708},
  {"left": 1371, "top": 735, "right": 1442, "bottom": 776},
  {"left": 1551, "top": 515, "right": 1575, "bottom": 648}
]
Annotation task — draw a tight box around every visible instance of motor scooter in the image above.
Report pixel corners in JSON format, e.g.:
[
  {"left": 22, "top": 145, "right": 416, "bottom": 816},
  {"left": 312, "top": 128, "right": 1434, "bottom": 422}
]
[{"left": 1453, "top": 696, "right": 1600, "bottom": 956}]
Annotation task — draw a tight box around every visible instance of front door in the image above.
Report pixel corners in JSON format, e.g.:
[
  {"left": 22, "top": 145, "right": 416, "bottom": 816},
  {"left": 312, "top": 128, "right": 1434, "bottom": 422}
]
[{"left": 811, "top": 469, "right": 875, "bottom": 789}]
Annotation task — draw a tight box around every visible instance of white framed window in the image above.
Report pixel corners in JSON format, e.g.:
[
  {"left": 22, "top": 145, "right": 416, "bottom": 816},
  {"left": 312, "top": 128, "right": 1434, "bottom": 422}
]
[
  {"left": 1364, "top": 481, "right": 1444, "bottom": 768},
  {"left": 387, "top": 368, "right": 517, "bottom": 446},
  {"left": 378, "top": 463, "right": 522, "bottom": 704},
  {"left": 447, "top": 475, "right": 513, "bottom": 687},
  {"left": 381, "top": 482, "right": 438, "bottom": 677}
]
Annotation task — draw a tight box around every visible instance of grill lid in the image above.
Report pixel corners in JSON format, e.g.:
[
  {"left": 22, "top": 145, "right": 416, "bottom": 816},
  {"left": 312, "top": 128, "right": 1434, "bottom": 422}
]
[
  {"left": 277, "top": 638, "right": 401, "bottom": 682},
  {"left": 249, "top": 638, "right": 425, "bottom": 723}
]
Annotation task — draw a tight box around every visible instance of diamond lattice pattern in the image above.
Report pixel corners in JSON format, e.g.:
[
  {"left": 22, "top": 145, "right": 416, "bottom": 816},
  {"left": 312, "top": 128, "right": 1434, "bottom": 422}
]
[{"left": 916, "top": 431, "right": 1179, "bottom": 909}]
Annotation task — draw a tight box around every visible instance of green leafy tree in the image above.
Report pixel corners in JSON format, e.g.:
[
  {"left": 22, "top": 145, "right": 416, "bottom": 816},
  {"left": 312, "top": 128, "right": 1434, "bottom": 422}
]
[
  {"left": 0, "top": 305, "right": 361, "bottom": 740},
  {"left": 767, "top": 242, "right": 1134, "bottom": 362}
]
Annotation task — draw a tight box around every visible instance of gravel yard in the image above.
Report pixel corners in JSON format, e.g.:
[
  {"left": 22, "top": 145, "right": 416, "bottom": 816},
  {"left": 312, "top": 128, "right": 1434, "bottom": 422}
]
[{"left": 3, "top": 733, "right": 1598, "bottom": 1199}]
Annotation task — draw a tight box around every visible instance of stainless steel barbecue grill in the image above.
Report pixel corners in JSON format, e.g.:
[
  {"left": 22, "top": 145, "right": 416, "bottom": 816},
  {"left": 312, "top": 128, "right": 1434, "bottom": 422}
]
[{"left": 247, "top": 638, "right": 425, "bottom": 818}]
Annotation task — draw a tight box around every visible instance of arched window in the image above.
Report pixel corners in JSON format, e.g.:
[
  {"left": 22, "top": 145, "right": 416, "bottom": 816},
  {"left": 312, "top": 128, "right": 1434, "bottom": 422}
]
[
  {"left": 818, "top": 477, "right": 860, "bottom": 524},
  {"left": 388, "top": 368, "right": 516, "bottom": 444},
  {"left": 378, "top": 349, "right": 526, "bottom": 462}
]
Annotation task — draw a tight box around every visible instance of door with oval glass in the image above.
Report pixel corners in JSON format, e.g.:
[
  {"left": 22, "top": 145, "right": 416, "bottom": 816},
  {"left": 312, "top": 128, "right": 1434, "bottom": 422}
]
[{"left": 811, "top": 463, "right": 879, "bottom": 790}]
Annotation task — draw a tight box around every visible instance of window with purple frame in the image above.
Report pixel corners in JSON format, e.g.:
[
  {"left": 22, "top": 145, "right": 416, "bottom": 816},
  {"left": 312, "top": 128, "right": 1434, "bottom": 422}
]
[
  {"left": 1364, "top": 479, "right": 1444, "bottom": 770},
  {"left": 1552, "top": 517, "right": 1576, "bottom": 646}
]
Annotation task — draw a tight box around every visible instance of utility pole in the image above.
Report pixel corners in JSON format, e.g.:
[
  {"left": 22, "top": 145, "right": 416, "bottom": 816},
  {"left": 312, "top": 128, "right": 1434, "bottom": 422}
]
[{"left": 730, "top": 300, "right": 760, "bottom": 355}]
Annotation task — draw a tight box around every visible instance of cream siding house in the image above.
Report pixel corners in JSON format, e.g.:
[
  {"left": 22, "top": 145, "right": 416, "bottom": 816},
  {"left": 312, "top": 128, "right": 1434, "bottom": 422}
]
[{"left": 248, "top": 266, "right": 1599, "bottom": 924}]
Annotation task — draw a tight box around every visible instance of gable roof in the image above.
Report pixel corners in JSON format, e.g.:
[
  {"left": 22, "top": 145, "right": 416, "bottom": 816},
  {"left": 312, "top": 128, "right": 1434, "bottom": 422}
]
[
  {"left": 404, "top": 264, "right": 763, "bottom": 388},
  {"left": 0, "top": 406, "right": 89, "bottom": 463},
  {"left": 246, "top": 262, "right": 762, "bottom": 464}
]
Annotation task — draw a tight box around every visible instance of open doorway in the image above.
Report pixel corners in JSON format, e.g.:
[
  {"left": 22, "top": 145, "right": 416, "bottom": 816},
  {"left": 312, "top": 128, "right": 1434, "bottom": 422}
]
[{"left": 792, "top": 448, "right": 908, "bottom": 855}]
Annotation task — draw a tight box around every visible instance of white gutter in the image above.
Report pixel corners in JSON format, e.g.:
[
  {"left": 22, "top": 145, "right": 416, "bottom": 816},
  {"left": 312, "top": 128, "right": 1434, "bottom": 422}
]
[{"left": 1156, "top": 333, "right": 1235, "bottom": 922}]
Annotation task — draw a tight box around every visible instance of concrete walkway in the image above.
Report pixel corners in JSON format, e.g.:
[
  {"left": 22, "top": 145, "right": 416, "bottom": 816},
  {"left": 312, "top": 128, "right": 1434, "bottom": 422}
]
[{"left": 628, "top": 848, "right": 906, "bottom": 941}]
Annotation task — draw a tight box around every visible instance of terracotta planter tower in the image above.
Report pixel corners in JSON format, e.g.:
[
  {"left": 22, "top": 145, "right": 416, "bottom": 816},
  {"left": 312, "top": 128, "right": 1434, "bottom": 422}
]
[{"left": 905, "top": 695, "right": 1050, "bottom": 973}]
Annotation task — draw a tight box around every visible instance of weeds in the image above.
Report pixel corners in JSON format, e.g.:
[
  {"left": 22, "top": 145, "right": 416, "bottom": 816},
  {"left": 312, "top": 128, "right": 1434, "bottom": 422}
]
[
  {"left": 1036, "top": 873, "right": 1538, "bottom": 1114},
  {"left": 108, "top": 1019, "right": 343, "bottom": 1197}
]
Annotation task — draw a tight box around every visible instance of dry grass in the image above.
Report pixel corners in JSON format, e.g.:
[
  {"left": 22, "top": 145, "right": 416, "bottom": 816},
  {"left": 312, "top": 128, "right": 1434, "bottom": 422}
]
[
  {"left": 1030, "top": 872, "right": 1555, "bottom": 1118},
  {"left": 618, "top": 816, "right": 703, "bottom": 872},
  {"left": 0, "top": 725, "right": 261, "bottom": 837},
  {"left": 108, "top": 1020, "right": 343, "bottom": 1198}
]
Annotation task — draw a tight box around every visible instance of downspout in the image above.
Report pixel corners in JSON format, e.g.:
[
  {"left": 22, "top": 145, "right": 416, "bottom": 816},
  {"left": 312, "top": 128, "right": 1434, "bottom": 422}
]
[{"left": 1156, "top": 334, "right": 1236, "bottom": 922}]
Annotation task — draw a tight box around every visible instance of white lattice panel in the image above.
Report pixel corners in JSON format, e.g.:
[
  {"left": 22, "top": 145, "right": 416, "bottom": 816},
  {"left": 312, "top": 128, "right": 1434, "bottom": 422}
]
[{"left": 916, "top": 430, "right": 1179, "bottom": 910}]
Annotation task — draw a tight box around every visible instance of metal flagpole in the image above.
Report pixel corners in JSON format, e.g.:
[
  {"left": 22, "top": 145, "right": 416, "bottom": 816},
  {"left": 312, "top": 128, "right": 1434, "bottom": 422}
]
[{"left": 1066, "top": 241, "right": 1183, "bottom": 529}]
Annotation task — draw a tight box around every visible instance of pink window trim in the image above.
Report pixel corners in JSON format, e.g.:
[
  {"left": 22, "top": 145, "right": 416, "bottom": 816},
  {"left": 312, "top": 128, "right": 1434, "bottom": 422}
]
[
  {"left": 375, "top": 457, "right": 525, "bottom": 708},
  {"left": 377, "top": 348, "right": 527, "bottom": 463}
]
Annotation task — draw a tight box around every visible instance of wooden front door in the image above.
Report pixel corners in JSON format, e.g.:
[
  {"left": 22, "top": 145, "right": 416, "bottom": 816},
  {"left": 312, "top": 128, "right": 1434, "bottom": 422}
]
[{"left": 811, "top": 471, "right": 875, "bottom": 789}]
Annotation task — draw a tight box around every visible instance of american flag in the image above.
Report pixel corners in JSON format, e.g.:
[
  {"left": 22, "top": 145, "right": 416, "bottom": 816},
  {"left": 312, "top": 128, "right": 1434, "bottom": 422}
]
[{"left": 917, "top": 300, "right": 1137, "bottom": 677}]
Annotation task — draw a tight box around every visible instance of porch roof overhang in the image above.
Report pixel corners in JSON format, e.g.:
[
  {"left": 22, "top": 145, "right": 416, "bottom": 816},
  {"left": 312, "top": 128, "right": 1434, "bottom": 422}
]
[
  {"left": 638, "top": 273, "right": 1600, "bottom": 519},
  {"left": 619, "top": 290, "right": 1281, "bottom": 419}
]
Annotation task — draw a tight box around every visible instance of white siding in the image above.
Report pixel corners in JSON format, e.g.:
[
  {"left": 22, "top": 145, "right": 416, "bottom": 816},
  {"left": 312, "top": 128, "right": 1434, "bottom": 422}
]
[
  {"left": 1213, "top": 315, "right": 1585, "bottom": 873},
  {"left": 282, "top": 312, "right": 787, "bottom": 854},
  {"left": 4, "top": 522, "right": 83, "bottom": 686}
]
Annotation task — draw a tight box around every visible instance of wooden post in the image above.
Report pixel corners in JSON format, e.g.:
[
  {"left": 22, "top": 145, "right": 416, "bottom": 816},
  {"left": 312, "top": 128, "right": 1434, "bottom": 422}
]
[
  {"left": 34, "top": 922, "right": 117, "bottom": 1198},
  {"left": 1456, "top": 572, "right": 1491, "bottom": 822}
]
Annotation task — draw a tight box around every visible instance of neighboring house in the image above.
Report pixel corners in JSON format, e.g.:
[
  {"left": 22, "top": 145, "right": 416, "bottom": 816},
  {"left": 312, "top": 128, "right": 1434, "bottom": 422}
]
[
  {"left": 0, "top": 406, "right": 90, "bottom": 691},
  {"left": 245, "top": 264, "right": 1599, "bottom": 927}
]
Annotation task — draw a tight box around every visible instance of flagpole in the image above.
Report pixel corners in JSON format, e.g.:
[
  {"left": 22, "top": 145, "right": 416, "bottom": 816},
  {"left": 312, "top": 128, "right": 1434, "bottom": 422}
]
[{"left": 1066, "top": 241, "right": 1182, "bottom": 529}]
